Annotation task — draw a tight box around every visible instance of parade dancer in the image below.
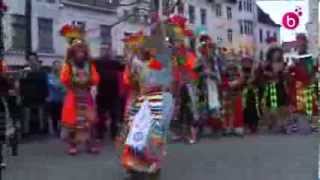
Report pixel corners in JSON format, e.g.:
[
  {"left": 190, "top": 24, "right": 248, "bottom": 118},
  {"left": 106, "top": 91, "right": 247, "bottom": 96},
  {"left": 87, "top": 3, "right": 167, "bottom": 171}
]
[
  {"left": 167, "top": 15, "right": 200, "bottom": 144},
  {"left": 195, "top": 34, "right": 222, "bottom": 135},
  {"left": 117, "top": 23, "right": 175, "bottom": 179},
  {"left": 262, "top": 47, "right": 289, "bottom": 133},
  {"left": 172, "top": 47, "right": 199, "bottom": 144},
  {"left": 289, "top": 34, "right": 317, "bottom": 124},
  {"left": 59, "top": 24, "right": 100, "bottom": 155},
  {"left": 221, "top": 59, "right": 244, "bottom": 136},
  {"left": 241, "top": 57, "right": 261, "bottom": 134}
]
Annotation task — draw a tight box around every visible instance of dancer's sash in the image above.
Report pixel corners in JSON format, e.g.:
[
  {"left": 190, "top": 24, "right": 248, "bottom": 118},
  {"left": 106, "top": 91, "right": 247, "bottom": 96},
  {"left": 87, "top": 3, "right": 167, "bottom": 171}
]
[
  {"left": 207, "top": 78, "right": 221, "bottom": 110},
  {"left": 125, "top": 100, "right": 153, "bottom": 151}
]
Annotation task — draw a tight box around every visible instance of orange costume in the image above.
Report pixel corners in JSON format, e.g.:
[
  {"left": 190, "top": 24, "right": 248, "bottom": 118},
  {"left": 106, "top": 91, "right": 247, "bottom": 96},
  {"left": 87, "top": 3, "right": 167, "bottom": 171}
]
[
  {"left": 60, "top": 62, "right": 99, "bottom": 128},
  {"left": 59, "top": 23, "right": 100, "bottom": 155}
]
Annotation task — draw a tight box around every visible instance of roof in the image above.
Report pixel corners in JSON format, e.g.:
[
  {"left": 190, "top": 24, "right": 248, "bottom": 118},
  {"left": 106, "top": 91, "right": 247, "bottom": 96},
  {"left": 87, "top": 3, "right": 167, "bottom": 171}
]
[{"left": 257, "top": 5, "right": 281, "bottom": 27}]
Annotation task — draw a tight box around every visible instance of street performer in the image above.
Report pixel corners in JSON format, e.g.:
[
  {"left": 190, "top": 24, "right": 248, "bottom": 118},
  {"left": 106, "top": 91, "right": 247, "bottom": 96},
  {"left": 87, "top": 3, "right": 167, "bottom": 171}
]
[
  {"left": 261, "top": 46, "right": 289, "bottom": 133},
  {"left": 117, "top": 23, "right": 174, "bottom": 179},
  {"left": 59, "top": 24, "right": 100, "bottom": 155},
  {"left": 221, "top": 56, "right": 244, "bottom": 137},
  {"left": 288, "top": 34, "right": 317, "bottom": 122},
  {"left": 241, "top": 57, "right": 261, "bottom": 134}
]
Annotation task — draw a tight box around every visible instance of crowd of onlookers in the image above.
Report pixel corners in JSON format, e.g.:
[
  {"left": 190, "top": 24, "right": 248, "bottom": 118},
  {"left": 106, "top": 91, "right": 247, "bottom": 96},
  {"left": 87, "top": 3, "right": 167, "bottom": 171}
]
[{"left": 0, "top": 51, "right": 127, "bottom": 144}]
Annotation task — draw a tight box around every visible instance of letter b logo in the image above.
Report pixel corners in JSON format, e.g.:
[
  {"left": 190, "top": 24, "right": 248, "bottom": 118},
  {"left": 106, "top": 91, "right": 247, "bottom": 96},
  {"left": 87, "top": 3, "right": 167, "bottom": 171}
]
[{"left": 282, "top": 12, "right": 300, "bottom": 30}]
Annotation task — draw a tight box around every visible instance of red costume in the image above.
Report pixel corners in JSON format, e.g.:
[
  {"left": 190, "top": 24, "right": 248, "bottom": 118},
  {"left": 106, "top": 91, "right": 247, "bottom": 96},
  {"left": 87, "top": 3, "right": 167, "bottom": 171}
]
[
  {"left": 221, "top": 63, "right": 244, "bottom": 135},
  {"left": 59, "top": 24, "right": 100, "bottom": 155},
  {"left": 60, "top": 62, "right": 99, "bottom": 128}
]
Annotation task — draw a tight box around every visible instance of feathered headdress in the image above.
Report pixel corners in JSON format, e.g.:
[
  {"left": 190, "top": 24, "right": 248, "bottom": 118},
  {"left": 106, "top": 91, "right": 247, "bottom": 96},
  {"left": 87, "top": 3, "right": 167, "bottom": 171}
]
[
  {"left": 122, "top": 31, "right": 145, "bottom": 51},
  {"left": 166, "top": 15, "right": 194, "bottom": 39},
  {"left": 60, "top": 24, "right": 84, "bottom": 46}
]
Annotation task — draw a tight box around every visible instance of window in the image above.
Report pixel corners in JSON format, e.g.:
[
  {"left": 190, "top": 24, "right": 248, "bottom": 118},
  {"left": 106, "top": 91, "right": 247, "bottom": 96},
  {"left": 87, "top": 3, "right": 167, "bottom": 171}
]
[
  {"left": 240, "top": 21, "right": 244, "bottom": 34},
  {"left": 100, "top": 25, "right": 112, "bottom": 45},
  {"left": 153, "top": 0, "right": 160, "bottom": 11},
  {"left": 216, "top": 4, "right": 222, "bottom": 17},
  {"left": 46, "top": 0, "right": 55, "bottom": 3},
  {"left": 189, "top": 5, "right": 195, "bottom": 24},
  {"left": 243, "top": 0, "right": 247, "bottom": 11},
  {"left": 177, "top": 0, "right": 184, "bottom": 14},
  {"left": 240, "top": 20, "right": 253, "bottom": 35},
  {"left": 72, "top": 21, "right": 86, "bottom": 32},
  {"left": 244, "top": 21, "right": 248, "bottom": 34},
  {"left": 273, "top": 32, "right": 277, "bottom": 41},
  {"left": 260, "top": 50, "right": 264, "bottom": 60},
  {"left": 123, "top": 9, "right": 129, "bottom": 17},
  {"left": 238, "top": 1, "right": 242, "bottom": 11},
  {"left": 266, "top": 30, "right": 270, "bottom": 41},
  {"left": 217, "top": 36, "right": 223, "bottom": 44},
  {"left": 38, "top": 18, "right": 53, "bottom": 53},
  {"left": 227, "top": 29, "right": 233, "bottom": 42},
  {"left": 200, "top": 8, "right": 207, "bottom": 25},
  {"left": 190, "top": 39, "right": 196, "bottom": 51},
  {"left": 162, "top": 0, "right": 171, "bottom": 15},
  {"left": 68, "top": 0, "right": 119, "bottom": 7},
  {"left": 249, "top": 21, "right": 253, "bottom": 34},
  {"left": 227, "top": 7, "right": 232, "bottom": 19},
  {"left": 259, "top": 29, "right": 263, "bottom": 43},
  {"left": 248, "top": 0, "right": 252, "bottom": 12},
  {"left": 11, "top": 15, "right": 26, "bottom": 50}
]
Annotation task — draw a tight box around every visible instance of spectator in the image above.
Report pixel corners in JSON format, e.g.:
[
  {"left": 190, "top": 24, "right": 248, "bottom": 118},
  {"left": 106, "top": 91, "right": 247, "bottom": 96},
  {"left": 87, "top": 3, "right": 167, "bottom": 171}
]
[
  {"left": 94, "top": 51, "right": 125, "bottom": 141},
  {"left": 47, "top": 60, "right": 65, "bottom": 136},
  {"left": 19, "top": 52, "right": 49, "bottom": 136},
  {"left": 0, "top": 59, "right": 9, "bottom": 168}
]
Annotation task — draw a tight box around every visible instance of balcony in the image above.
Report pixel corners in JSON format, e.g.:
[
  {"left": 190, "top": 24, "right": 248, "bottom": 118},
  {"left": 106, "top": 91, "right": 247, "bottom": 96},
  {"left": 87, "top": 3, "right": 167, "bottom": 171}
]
[
  {"left": 226, "top": 0, "right": 237, "bottom": 3},
  {"left": 61, "top": 0, "right": 119, "bottom": 13}
]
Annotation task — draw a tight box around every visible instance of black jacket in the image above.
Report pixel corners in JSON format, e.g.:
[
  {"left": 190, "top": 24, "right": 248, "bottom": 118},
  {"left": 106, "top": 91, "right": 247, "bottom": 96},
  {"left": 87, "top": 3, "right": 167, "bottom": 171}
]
[
  {"left": 94, "top": 59, "right": 125, "bottom": 100},
  {"left": 20, "top": 69, "right": 48, "bottom": 107}
]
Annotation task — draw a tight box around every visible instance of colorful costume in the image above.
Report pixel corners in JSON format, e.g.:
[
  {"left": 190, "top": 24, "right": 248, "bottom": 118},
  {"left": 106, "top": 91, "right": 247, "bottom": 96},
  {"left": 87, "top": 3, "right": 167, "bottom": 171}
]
[
  {"left": 196, "top": 35, "right": 221, "bottom": 121},
  {"left": 59, "top": 24, "right": 100, "bottom": 155},
  {"left": 261, "top": 58, "right": 289, "bottom": 132},
  {"left": 289, "top": 54, "right": 317, "bottom": 118},
  {"left": 173, "top": 50, "right": 200, "bottom": 137},
  {"left": 118, "top": 24, "right": 174, "bottom": 174},
  {"left": 221, "top": 62, "right": 244, "bottom": 135},
  {"left": 241, "top": 58, "right": 260, "bottom": 133}
]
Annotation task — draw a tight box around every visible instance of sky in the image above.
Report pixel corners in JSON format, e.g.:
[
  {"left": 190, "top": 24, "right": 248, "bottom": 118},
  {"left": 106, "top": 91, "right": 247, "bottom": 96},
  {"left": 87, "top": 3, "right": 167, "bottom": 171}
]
[{"left": 257, "top": 0, "right": 309, "bottom": 42}]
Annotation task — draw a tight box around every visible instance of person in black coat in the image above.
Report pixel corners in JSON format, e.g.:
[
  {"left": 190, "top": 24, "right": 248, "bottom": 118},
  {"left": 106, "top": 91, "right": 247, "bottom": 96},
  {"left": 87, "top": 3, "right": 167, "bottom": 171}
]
[
  {"left": 94, "top": 54, "right": 125, "bottom": 141},
  {"left": 19, "top": 53, "right": 49, "bottom": 136}
]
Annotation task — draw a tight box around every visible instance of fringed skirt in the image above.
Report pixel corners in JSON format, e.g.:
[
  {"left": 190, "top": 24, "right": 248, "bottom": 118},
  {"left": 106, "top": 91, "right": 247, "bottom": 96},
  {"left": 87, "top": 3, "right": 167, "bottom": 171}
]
[
  {"left": 61, "top": 89, "right": 95, "bottom": 144},
  {"left": 118, "top": 91, "right": 174, "bottom": 173}
]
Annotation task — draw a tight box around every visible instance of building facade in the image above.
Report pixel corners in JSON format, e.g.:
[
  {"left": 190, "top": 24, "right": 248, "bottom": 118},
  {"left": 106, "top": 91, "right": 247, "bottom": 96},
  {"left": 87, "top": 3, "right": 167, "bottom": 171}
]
[
  {"left": 2, "top": 0, "right": 280, "bottom": 66},
  {"left": 306, "top": 0, "right": 319, "bottom": 57},
  {"left": 3, "top": 0, "right": 150, "bottom": 66},
  {"left": 256, "top": 6, "right": 281, "bottom": 61},
  {"left": 183, "top": 0, "right": 279, "bottom": 60}
]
